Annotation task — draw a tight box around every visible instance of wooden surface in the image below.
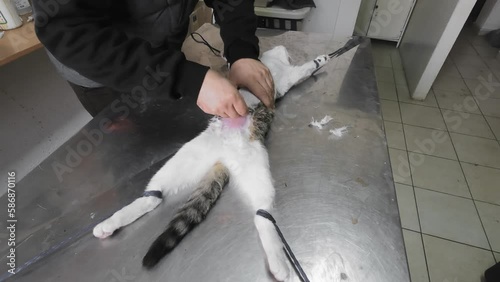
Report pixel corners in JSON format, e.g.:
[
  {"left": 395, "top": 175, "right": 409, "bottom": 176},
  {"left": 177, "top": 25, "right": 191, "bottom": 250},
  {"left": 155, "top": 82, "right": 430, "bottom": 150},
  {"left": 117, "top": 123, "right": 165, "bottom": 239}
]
[{"left": 0, "top": 18, "right": 42, "bottom": 67}]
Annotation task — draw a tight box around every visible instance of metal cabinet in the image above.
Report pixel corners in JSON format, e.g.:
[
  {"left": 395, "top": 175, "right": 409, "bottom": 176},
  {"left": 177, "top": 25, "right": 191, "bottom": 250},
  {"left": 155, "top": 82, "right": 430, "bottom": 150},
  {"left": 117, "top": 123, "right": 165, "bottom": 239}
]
[{"left": 355, "top": 0, "right": 416, "bottom": 42}]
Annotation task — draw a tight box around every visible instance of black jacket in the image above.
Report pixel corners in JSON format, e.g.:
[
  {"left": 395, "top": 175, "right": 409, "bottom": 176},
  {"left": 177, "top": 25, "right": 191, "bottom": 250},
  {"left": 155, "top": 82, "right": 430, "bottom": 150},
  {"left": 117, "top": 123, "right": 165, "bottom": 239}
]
[{"left": 32, "top": 0, "right": 259, "bottom": 99}]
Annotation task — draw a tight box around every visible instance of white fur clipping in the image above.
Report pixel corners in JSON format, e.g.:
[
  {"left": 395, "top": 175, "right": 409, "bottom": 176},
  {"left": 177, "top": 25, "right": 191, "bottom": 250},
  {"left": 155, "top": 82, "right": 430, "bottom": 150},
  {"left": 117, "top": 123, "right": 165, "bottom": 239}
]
[
  {"left": 329, "top": 126, "right": 349, "bottom": 138},
  {"left": 310, "top": 115, "right": 333, "bottom": 129}
]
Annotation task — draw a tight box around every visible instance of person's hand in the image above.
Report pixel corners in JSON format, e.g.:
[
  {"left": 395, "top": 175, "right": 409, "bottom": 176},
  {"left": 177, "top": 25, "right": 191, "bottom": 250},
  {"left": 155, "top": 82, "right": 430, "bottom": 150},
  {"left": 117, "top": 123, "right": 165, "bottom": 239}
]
[
  {"left": 197, "top": 69, "right": 248, "bottom": 118},
  {"left": 229, "top": 59, "right": 275, "bottom": 109}
]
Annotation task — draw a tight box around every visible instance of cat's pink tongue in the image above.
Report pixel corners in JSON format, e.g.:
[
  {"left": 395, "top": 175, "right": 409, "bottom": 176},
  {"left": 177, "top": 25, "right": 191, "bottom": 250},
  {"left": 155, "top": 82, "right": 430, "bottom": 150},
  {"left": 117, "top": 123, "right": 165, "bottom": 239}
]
[{"left": 222, "top": 116, "right": 247, "bottom": 128}]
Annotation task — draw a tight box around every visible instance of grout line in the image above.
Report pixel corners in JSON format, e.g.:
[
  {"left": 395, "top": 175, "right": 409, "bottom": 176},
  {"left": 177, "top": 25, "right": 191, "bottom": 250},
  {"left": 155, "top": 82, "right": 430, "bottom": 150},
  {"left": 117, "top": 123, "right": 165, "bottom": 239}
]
[
  {"left": 445, "top": 128, "right": 496, "bottom": 141},
  {"left": 387, "top": 50, "right": 433, "bottom": 281},
  {"left": 376, "top": 53, "right": 420, "bottom": 280},
  {"left": 456, "top": 35, "right": 500, "bottom": 261},
  {"left": 403, "top": 228, "right": 495, "bottom": 253},
  {"left": 380, "top": 116, "right": 500, "bottom": 141},
  {"left": 413, "top": 185, "right": 472, "bottom": 201},
  {"left": 412, "top": 185, "right": 500, "bottom": 208},
  {"left": 390, "top": 35, "right": 500, "bottom": 278},
  {"left": 470, "top": 95, "right": 500, "bottom": 142},
  {"left": 439, "top": 108, "right": 486, "bottom": 117},
  {"left": 437, "top": 102, "right": 496, "bottom": 256},
  {"left": 389, "top": 145, "right": 500, "bottom": 172},
  {"left": 382, "top": 97, "right": 439, "bottom": 110}
]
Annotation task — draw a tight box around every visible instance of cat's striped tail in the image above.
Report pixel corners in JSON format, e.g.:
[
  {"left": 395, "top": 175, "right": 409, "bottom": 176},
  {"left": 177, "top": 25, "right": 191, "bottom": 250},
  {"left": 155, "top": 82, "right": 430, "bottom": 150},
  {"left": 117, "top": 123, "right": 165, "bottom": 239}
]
[{"left": 142, "top": 162, "right": 229, "bottom": 268}]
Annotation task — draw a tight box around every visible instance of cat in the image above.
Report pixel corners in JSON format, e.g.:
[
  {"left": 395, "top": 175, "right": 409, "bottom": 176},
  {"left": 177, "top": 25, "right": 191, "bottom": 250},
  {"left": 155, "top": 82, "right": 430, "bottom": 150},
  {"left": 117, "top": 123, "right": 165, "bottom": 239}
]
[{"left": 92, "top": 45, "right": 330, "bottom": 282}]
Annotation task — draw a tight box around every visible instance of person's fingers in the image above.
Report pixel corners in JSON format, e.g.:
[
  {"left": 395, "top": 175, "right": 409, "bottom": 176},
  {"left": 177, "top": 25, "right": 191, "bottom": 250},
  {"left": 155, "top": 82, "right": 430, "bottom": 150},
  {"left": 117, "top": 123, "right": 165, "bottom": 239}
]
[
  {"left": 225, "top": 105, "right": 240, "bottom": 118},
  {"left": 263, "top": 69, "right": 274, "bottom": 92},
  {"left": 218, "top": 111, "right": 229, "bottom": 118},
  {"left": 252, "top": 81, "right": 273, "bottom": 108},
  {"left": 197, "top": 102, "right": 211, "bottom": 115},
  {"left": 233, "top": 95, "right": 248, "bottom": 116},
  {"left": 260, "top": 77, "right": 273, "bottom": 97},
  {"left": 261, "top": 79, "right": 275, "bottom": 108},
  {"left": 266, "top": 76, "right": 275, "bottom": 98}
]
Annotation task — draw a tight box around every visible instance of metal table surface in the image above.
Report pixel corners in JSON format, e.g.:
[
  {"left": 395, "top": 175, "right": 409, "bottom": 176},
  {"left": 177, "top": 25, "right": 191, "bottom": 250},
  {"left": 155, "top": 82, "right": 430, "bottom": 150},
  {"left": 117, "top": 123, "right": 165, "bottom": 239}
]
[{"left": 0, "top": 24, "right": 409, "bottom": 282}]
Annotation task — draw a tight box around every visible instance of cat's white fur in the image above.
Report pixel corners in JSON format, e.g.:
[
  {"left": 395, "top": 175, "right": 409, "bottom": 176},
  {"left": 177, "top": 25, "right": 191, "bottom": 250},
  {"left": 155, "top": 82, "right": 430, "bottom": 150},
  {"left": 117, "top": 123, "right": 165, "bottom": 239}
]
[{"left": 93, "top": 46, "right": 330, "bottom": 281}]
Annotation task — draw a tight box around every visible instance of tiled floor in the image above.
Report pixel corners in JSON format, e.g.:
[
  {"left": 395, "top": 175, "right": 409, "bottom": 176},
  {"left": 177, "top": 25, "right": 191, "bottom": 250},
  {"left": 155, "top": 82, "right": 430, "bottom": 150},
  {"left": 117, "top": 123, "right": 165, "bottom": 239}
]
[{"left": 373, "top": 26, "right": 500, "bottom": 282}]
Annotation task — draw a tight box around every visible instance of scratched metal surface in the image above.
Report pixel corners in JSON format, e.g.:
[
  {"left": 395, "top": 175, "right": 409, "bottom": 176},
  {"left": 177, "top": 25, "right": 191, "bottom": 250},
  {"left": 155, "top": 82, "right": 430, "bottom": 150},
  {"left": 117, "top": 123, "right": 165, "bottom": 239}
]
[{"left": 0, "top": 24, "right": 409, "bottom": 282}]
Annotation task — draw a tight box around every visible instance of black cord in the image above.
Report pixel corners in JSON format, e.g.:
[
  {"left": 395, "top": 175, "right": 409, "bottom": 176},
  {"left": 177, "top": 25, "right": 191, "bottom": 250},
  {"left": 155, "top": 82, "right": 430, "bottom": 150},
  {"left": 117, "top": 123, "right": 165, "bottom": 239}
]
[
  {"left": 328, "top": 36, "right": 364, "bottom": 58},
  {"left": 190, "top": 32, "right": 222, "bottom": 57},
  {"left": 257, "top": 209, "right": 311, "bottom": 282}
]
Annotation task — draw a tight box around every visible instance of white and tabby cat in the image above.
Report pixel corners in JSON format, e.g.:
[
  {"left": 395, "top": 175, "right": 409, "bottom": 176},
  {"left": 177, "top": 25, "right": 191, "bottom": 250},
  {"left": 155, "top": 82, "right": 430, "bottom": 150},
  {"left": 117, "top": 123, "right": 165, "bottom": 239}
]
[{"left": 93, "top": 46, "right": 330, "bottom": 281}]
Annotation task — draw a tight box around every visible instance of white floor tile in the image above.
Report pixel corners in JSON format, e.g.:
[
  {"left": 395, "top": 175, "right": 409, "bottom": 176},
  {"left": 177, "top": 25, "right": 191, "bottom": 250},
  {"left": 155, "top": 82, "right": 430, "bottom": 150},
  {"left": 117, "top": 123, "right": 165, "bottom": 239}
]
[
  {"left": 433, "top": 76, "right": 471, "bottom": 94},
  {"left": 470, "top": 35, "right": 495, "bottom": 49},
  {"left": 450, "top": 133, "right": 500, "bottom": 169},
  {"left": 402, "top": 230, "right": 429, "bottom": 282},
  {"left": 485, "top": 58, "right": 500, "bottom": 70},
  {"left": 464, "top": 78, "right": 500, "bottom": 99},
  {"left": 415, "top": 188, "right": 489, "bottom": 248},
  {"left": 458, "top": 29, "right": 477, "bottom": 42},
  {"left": 372, "top": 51, "right": 392, "bottom": 68},
  {"left": 442, "top": 110, "right": 495, "bottom": 139},
  {"left": 462, "top": 163, "right": 500, "bottom": 206},
  {"left": 393, "top": 68, "right": 407, "bottom": 85},
  {"left": 434, "top": 89, "right": 481, "bottom": 114},
  {"left": 457, "top": 65, "right": 496, "bottom": 80},
  {"left": 437, "top": 62, "right": 462, "bottom": 79},
  {"left": 397, "top": 85, "right": 438, "bottom": 108},
  {"left": 375, "top": 67, "right": 395, "bottom": 84},
  {"left": 404, "top": 125, "right": 457, "bottom": 160},
  {"left": 381, "top": 100, "right": 401, "bottom": 122},
  {"left": 474, "top": 45, "right": 500, "bottom": 59},
  {"left": 395, "top": 184, "right": 420, "bottom": 231},
  {"left": 492, "top": 68, "right": 500, "bottom": 82},
  {"left": 475, "top": 201, "right": 500, "bottom": 253},
  {"left": 409, "top": 153, "right": 470, "bottom": 198},
  {"left": 485, "top": 116, "right": 500, "bottom": 140},
  {"left": 495, "top": 252, "right": 500, "bottom": 263},
  {"left": 453, "top": 53, "right": 488, "bottom": 69},
  {"left": 389, "top": 148, "right": 412, "bottom": 185},
  {"left": 391, "top": 50, "right": 404, "bottom": 70},
  {"left": 400, "top": 104, "right": 447, "bottom": 130},
  {"left": 450, "top": 41, "right": 477, "bottom": 56},
  {"left": 385, "top": 121, "right": 406, "bottom": 150},
  {"left": 475, "top": 96, "right": 500, "bottom": 118},
  {"left": 423, "top": 235, "right": 495, "bottom": 282},
  {"left": 378, "top": 81, "right": 398, "bottom": 101}
]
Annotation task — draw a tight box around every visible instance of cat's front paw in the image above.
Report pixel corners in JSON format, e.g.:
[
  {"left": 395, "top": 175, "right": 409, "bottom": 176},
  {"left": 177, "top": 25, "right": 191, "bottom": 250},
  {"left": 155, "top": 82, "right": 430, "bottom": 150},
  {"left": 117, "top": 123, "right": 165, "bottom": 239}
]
[
  {"left": 268, "top": 252, "right": 291, "bottom": 282},
  {"left": 93, "top": 219, "right": 117, "bottom": 239}
]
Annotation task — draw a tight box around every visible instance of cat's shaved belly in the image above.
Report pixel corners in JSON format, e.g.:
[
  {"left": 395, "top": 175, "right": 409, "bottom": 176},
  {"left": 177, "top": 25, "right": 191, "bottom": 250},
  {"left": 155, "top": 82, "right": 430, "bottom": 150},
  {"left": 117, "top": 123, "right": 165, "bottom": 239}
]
[{"left": 221, "top": 116, "right": 250, "bottom": 129}]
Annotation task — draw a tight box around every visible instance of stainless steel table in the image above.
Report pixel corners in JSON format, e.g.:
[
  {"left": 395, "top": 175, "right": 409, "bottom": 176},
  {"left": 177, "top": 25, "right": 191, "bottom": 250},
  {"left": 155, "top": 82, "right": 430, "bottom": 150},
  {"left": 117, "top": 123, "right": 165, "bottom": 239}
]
[{"left": 0, "top": 24, "right": 410, "bottom": 282}]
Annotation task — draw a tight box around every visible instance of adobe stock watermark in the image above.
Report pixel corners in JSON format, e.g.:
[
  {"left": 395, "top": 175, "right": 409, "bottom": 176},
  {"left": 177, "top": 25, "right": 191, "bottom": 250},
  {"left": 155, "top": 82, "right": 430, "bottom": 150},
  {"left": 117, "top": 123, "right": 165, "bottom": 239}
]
[
  {"left": 105, "top": 267, "right": 135, "bottom": 282},
  {"left": 355, "top": 0, "right": 406, "bottom": 37},
  {"left": 34, "top": 0, "right": 71, "bottom": 27},
  {"left": 392, "top": 72, "right": 500, "bottom": 182},
  {"left": 6, "top": 0, "right": 71, "bottom": 56},
  {"left": 51, "top": 65, "right": 172, "bottom": 182},
  {"left": 211, "top": 0, "right": 244, "bottom": 22}
]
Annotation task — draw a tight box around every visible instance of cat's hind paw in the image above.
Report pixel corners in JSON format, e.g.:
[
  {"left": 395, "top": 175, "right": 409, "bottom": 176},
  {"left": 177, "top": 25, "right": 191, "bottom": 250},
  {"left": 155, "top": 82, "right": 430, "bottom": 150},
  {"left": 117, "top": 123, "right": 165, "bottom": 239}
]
[
  {"left": 268, "top": 253, "right": 291, "bottom": 282},
  {"left": 93, "top": 219, "right": 117, "bottom": 239},
  {"left": 314, "top": 55, "right": 330, "bottom": 69}
]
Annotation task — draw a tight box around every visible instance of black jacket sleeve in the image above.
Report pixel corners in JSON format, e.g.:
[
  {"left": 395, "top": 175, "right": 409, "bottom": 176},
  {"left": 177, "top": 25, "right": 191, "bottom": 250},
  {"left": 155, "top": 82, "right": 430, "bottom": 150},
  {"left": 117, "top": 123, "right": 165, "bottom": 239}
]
[
  {"left": 32, "top": 0, "right": 209, "bottom": 98},
  {"left": 204, "top": 0, "right": 260, "bottom": 64}
]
